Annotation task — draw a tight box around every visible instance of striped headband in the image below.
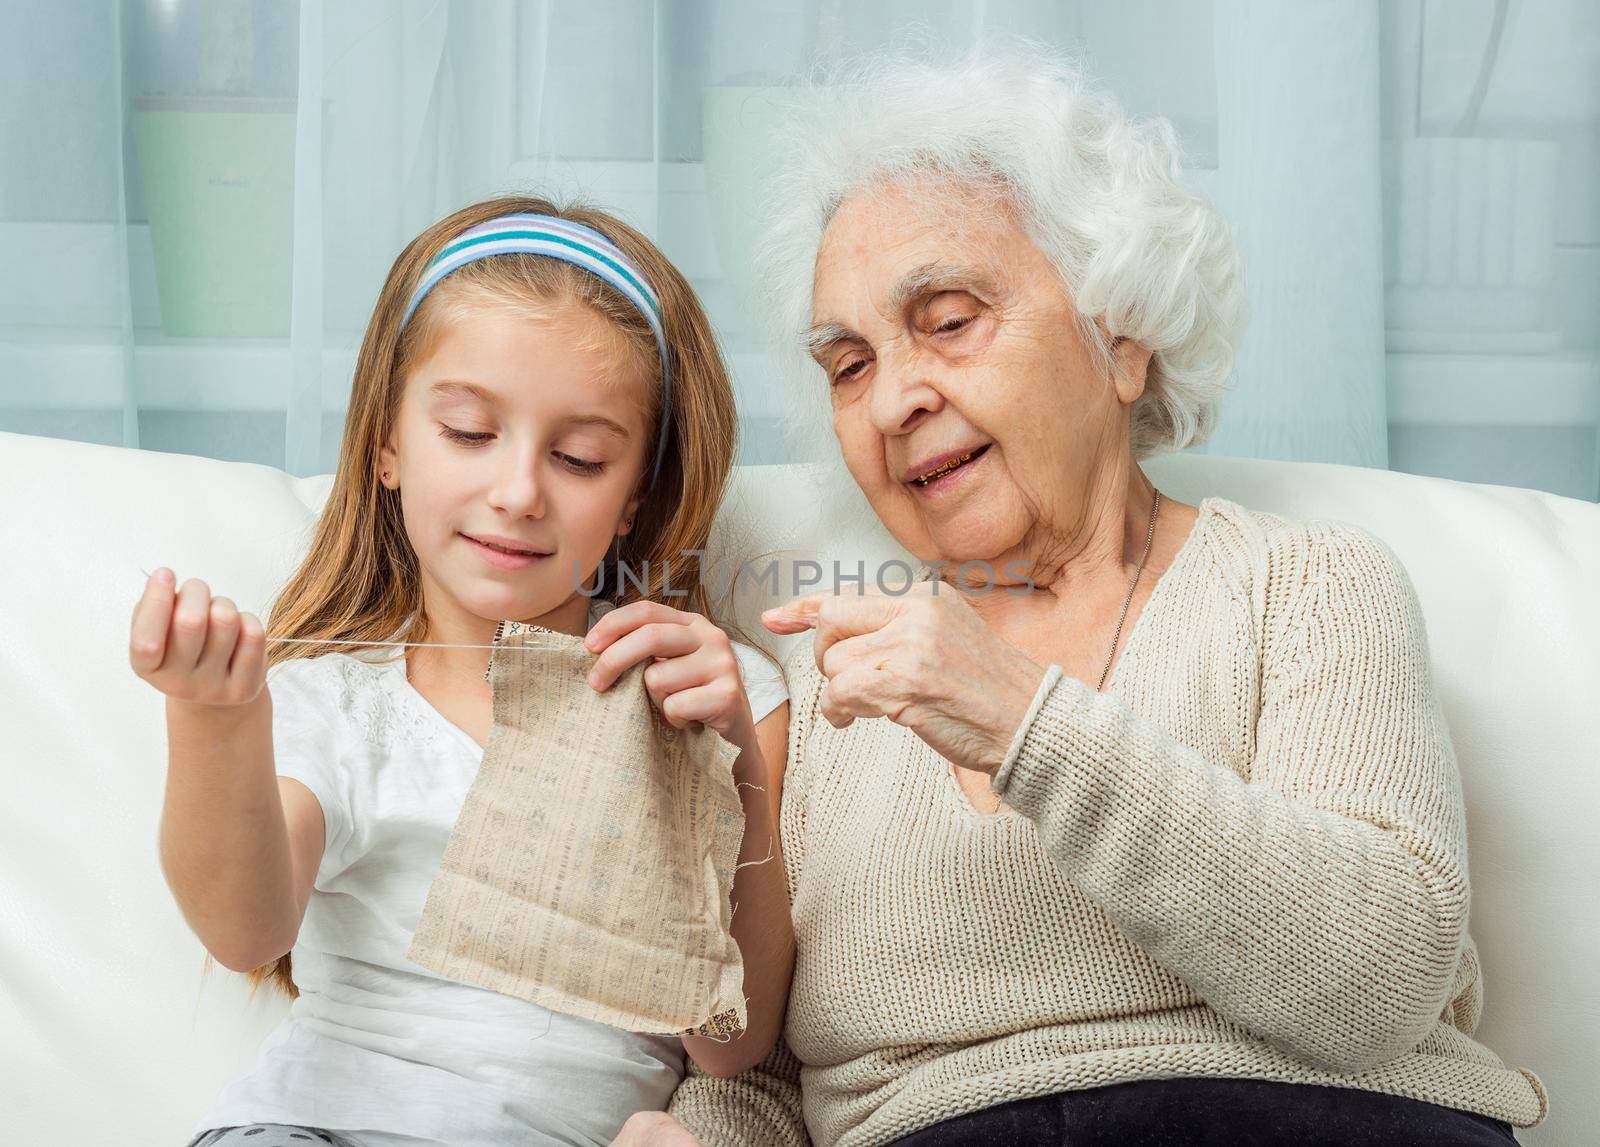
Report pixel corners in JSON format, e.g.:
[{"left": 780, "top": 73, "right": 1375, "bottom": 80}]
[{"left": 400, "top": 212, "right": 673, "bottom": 486}]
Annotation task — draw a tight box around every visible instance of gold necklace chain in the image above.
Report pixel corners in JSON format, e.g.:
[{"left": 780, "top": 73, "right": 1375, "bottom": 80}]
[
  {"left": 987, "top": 488, "right": 1163, "bottom": 814},
  {"left": 1096, "top": 488, "right": 1163, "bottom": 695}
]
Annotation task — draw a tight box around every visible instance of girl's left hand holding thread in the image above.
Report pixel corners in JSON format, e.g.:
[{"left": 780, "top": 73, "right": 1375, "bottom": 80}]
[{"left": 583, "top": 601, "right": 759, "bottom": 760}]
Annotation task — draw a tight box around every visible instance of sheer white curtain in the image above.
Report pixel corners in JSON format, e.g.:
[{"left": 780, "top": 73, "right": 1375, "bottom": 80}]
[{"left": 3, "top": 0, "right": 1596, "bottom": 498}]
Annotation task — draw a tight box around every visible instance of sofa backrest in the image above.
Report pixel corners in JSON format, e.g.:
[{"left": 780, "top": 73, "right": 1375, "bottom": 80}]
[{"left": 1, "top": 429, "right": 1593, "bottom": 1143}]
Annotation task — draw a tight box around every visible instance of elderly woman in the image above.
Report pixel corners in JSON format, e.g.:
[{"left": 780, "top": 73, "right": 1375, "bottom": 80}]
[{"left": 615, "top": 42, "right": 1547, "bottom": 1147}]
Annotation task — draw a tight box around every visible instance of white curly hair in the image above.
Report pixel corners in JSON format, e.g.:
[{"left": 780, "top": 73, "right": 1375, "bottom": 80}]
[{"left": 749, "top": 34, "right": 1246, "bottom": 472}]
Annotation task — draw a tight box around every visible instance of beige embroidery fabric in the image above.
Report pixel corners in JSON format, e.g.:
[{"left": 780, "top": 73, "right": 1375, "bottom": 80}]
[{"left": 405, "top": 619, "right": 749, "bottom": 1039}]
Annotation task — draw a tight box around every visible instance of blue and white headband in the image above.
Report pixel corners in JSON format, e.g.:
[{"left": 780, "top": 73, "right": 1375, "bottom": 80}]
[{"left": 400, "top": 212, "right": 673, "bottom": 487}]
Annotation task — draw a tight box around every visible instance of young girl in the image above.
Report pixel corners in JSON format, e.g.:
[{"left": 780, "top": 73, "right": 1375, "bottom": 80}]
[{"left": 128, "top": 196, "right": 793, "bottom": 1147}]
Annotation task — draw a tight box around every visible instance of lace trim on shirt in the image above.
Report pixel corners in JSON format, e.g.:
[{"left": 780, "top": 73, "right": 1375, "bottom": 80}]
[{"left": 324, "top": 654, "right": 456, "bottom": 754}]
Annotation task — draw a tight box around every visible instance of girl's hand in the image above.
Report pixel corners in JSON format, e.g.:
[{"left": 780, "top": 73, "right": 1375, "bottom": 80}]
[
  {"left": 762, "top": 581, "right": 1048, "bottom": 774},
  {"left": 584, "top": 601, "right": 758, "bottom": 756},
  {"left": 129, "top": 567, "right": 269, "bottom": 710}
]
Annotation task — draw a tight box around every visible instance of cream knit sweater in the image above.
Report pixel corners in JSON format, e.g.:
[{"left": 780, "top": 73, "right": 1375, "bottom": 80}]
[{"left": 668, "top": 494, "right": 1548, "bottom": 1146}]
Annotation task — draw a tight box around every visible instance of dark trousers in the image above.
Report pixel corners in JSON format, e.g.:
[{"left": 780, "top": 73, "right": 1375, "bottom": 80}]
[{"left": 884, "top": 1077, "right": 1518, "bottom": 1146}]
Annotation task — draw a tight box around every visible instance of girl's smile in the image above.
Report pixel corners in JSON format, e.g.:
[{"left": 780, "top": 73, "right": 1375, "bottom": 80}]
[{"left": 462, "top": 532, "right": 553, "bottom": 570}]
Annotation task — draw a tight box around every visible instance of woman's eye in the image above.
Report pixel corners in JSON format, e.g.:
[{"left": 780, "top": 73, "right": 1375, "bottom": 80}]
[
  {"left": 557, "top": 452, "right": 606, "bottom": 475},
  {"left": 832, "top": 359, "right": 868, "bottom": 385},
  {"left": 439, "top": 424, "right": 492, "bottom": 445},
  {"left": 934, "top": 314, "right": 974, "bottom": 334}
]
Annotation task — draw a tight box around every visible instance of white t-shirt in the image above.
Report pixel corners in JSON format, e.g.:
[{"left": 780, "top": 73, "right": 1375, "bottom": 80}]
[{"left": 189, "top": 600, "right": 789, "bottom": 1147}]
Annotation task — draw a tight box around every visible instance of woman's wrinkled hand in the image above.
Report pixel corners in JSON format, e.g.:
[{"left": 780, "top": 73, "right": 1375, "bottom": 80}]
[
  {"left": 607, "top": 1111, "right": 705, "bottom": 1147},
  {"left": 763, "top": 581, "right": 1048, "bottom": 774},
  {"left": 584, "top": 600, "right": 758, "bottom": 756}
]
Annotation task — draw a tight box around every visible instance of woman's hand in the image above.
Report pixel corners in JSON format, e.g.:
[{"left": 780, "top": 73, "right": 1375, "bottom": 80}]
[
  {"left": 608, "top": 1112, "right": 704, "bottom": 1147},
  {"left": 129, "top": 567, "right": 269, "bottom": 711},
  {"left": 763, "top": 582, "right": 1048, "bottom": 774},
  {"left": 584, "top": 601, "right": 758, "bottom": 757}
]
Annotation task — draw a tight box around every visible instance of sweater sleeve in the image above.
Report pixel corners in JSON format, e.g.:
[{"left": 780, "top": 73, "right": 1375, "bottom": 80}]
[
  {"left": 667, "top": 638, "right": 820, "bottom": 1146},
  {"left": 989, "top": 523, "right": 1470, "bottom": 1076},
  {"left": 667, "top": 1036, "right": 809, "bottom": 1147}
]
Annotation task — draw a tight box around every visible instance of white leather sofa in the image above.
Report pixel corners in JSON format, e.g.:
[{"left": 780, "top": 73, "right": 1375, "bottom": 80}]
[{"left": 2, "top": 427, "right": 1595, "bottom": 1144}]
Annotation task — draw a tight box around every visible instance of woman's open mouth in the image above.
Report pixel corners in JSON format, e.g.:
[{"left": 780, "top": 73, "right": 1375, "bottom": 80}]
[{"left": 908, "top": 444, "right": 991, "bottom": 495}]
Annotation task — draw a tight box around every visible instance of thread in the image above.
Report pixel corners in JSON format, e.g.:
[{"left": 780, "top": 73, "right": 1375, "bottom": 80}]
[
  {"left": 138, "top": 566, "right": 569, "bottom": 651},
  {"left": 735, "top": 836, "right": 777, "bottom": 871}
]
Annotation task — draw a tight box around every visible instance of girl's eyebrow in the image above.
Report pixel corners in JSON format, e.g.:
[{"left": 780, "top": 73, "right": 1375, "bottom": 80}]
[
  {"left": 429, "top": 379, "right": 498, "bottom": 404},
  {"left": 428, "top": 381, "right": 628, "bottom": 438},
  {"left": 564, "top": 414, "right": 631, "bottom": 439}
]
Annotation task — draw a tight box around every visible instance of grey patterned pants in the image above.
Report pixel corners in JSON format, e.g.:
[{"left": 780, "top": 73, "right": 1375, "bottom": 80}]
[{"left": 188, "top": 1127, "right": 358, "bottom": 1147}]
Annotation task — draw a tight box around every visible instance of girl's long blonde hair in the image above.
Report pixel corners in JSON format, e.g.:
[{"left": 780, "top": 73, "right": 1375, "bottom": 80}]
[{"left": 218, "top": 194, "right": 741, "bottom": 1001}]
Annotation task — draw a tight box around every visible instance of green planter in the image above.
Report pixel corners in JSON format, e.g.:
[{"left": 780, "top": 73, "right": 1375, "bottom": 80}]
[{"left": 132, "top": 95, "right": 296, "bottom": 338}]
